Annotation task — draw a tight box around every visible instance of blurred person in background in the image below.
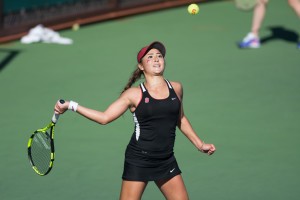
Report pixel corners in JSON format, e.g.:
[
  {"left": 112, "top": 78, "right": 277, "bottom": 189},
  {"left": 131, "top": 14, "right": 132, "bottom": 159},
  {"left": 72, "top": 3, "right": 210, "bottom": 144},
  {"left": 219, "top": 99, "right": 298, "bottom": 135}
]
[{"left": 239, "top": 0, "right": 300, "bottom": 49}]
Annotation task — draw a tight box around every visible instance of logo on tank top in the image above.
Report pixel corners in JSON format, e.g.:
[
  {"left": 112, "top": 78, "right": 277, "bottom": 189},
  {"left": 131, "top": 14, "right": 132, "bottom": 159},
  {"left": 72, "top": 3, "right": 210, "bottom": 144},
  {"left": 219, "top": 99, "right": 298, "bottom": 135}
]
[{"left": 145, "top": 97, "right": 149, "bottom": 103}]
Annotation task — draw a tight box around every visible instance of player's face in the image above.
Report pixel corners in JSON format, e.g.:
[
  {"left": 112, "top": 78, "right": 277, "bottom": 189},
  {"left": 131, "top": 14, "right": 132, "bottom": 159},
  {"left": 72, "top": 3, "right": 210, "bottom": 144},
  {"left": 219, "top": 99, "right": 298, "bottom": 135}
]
[{"left": 139, "top": 48, "right": 165, "bottom": 76}]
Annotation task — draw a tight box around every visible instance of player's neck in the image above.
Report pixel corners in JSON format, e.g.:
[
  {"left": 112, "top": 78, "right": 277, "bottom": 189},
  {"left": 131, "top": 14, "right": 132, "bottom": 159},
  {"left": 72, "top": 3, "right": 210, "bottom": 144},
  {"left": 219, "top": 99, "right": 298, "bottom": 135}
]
[{"left": 144, "top": 76, "right": 165, "bottom": 90}]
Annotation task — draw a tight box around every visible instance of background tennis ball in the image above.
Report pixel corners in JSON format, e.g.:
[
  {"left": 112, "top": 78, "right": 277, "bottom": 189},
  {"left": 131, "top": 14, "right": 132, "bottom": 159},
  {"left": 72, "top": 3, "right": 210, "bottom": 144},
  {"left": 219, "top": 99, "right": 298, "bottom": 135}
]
[
  {"left": 187, "top": 4, "right": 199, "bottom": 15},
  {"left": 72, "top": 23, "right": 80, "bottom": 31}
]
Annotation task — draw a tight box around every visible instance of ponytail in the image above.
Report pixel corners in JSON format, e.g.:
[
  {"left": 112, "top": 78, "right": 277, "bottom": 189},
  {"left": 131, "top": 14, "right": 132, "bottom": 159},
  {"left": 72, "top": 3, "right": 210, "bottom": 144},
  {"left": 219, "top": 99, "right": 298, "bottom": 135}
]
[{"left": 122, "top": 66, "right": 143, "bottom": 93}]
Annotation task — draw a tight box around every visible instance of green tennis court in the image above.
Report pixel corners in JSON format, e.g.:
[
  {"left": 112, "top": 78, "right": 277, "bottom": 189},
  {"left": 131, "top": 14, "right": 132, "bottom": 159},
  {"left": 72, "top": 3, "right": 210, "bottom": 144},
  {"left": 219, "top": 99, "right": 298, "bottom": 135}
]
[{"left": 1, "top": 1, "right": 300, "bottom": 199}]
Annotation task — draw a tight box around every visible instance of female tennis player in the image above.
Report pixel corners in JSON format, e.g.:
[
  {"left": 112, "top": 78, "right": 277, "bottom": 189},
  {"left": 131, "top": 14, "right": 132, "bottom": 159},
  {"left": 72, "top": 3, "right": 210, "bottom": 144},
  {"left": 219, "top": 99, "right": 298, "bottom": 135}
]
[{"left": 54, "top": 41, "right": 216, "bottom": 200}]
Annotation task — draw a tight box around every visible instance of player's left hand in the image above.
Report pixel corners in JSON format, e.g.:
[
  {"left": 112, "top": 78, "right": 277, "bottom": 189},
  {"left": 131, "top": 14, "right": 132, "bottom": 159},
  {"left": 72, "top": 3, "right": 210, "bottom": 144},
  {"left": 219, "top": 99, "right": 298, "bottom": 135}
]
[{"left": 200, "top": 143, "right": 216, "bottom": 156}]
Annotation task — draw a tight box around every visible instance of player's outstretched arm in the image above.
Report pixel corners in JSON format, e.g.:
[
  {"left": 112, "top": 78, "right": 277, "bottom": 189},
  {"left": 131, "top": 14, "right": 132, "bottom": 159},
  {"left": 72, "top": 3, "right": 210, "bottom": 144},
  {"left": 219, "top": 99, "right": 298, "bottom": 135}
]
[{"left": 54, "top": 87, "right": 139, "bottom": 125}]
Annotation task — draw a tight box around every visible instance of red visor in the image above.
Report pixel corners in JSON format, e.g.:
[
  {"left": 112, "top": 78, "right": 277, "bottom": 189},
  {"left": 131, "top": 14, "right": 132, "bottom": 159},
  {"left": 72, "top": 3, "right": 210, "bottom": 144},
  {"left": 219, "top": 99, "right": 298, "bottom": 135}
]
[{"left": 137, "top": 41, "right": 166, "bottom": 63}]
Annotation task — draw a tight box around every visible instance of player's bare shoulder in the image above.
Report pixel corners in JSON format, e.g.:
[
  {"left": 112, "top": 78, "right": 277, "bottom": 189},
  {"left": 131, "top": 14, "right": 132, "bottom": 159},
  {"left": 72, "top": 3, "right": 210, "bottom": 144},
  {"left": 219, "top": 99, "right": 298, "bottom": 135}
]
[
  {"left": 121, "top": 86, "right": 142, "bottom": 107},
  {"left": 169, "top": 81, "right": 183, "bottom": 99}
]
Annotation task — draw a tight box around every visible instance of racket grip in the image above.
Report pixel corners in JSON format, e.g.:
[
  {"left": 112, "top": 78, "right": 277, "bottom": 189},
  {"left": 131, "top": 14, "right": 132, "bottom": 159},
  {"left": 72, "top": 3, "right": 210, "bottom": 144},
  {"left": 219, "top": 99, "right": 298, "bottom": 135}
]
[
  {"left": 52, "top": 99, "right": 65, "bottom": 124},
  {"left": 52, "top": 114, "right": 60, "bottom": 124}
]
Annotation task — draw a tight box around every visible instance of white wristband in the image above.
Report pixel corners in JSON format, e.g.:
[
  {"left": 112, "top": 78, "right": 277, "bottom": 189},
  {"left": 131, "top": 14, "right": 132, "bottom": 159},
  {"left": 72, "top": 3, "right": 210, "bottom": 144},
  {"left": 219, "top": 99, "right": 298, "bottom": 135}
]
[{"left": 68, "top": 101, "right": 78, "bottom": 112}]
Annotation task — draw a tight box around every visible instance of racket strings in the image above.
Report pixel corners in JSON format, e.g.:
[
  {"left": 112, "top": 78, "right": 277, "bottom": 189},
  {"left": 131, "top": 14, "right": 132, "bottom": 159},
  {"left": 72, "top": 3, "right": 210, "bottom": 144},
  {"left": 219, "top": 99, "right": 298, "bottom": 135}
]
[
  {"left": 30, "top": 131, "right": 52, "bottom": 174},
  {"left": 235, "top": 0, "right": 257, "bottom": 11}
]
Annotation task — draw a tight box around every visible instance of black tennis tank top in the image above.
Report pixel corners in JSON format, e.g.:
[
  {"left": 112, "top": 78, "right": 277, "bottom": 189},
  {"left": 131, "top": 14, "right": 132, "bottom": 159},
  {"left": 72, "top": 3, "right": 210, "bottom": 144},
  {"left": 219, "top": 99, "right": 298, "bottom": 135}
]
[{"left": 125, "top": 79, "right": 181, "bottom": 167}]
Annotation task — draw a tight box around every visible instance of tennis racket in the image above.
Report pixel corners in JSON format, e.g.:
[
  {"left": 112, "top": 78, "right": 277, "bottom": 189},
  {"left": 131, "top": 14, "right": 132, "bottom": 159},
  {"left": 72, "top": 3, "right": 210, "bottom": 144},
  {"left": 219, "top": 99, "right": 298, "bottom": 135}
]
[
  {"left": 235, "top": 0, "right": 257, "bottom": 11},
  {"left": 27, "top": 99, "right": 65, "bottom": 176}
]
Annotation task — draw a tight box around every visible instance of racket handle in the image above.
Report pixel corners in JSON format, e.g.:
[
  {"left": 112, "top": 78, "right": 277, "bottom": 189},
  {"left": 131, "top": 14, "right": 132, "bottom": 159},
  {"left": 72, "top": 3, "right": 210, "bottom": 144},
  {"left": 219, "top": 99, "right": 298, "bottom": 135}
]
[{"left": 52, "top": 99, "right": 65, "bottom": 124}]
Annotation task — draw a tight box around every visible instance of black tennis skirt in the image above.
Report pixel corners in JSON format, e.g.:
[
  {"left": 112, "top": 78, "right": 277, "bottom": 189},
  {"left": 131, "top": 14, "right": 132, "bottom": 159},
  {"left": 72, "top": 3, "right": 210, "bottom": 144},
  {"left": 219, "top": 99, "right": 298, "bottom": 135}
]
[{"left": 122, "top": 158, "right": 182, "bottom": 182}]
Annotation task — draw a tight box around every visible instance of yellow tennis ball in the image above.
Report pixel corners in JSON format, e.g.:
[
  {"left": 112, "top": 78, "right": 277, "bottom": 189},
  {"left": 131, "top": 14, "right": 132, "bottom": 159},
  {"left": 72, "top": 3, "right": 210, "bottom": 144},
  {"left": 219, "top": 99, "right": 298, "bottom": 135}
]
[
  {"left": 72, "top": 23, "right": 80, "bottom": 31},
  {"left": 188, "top": 4, "right": 199, "bottom": 15}
]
